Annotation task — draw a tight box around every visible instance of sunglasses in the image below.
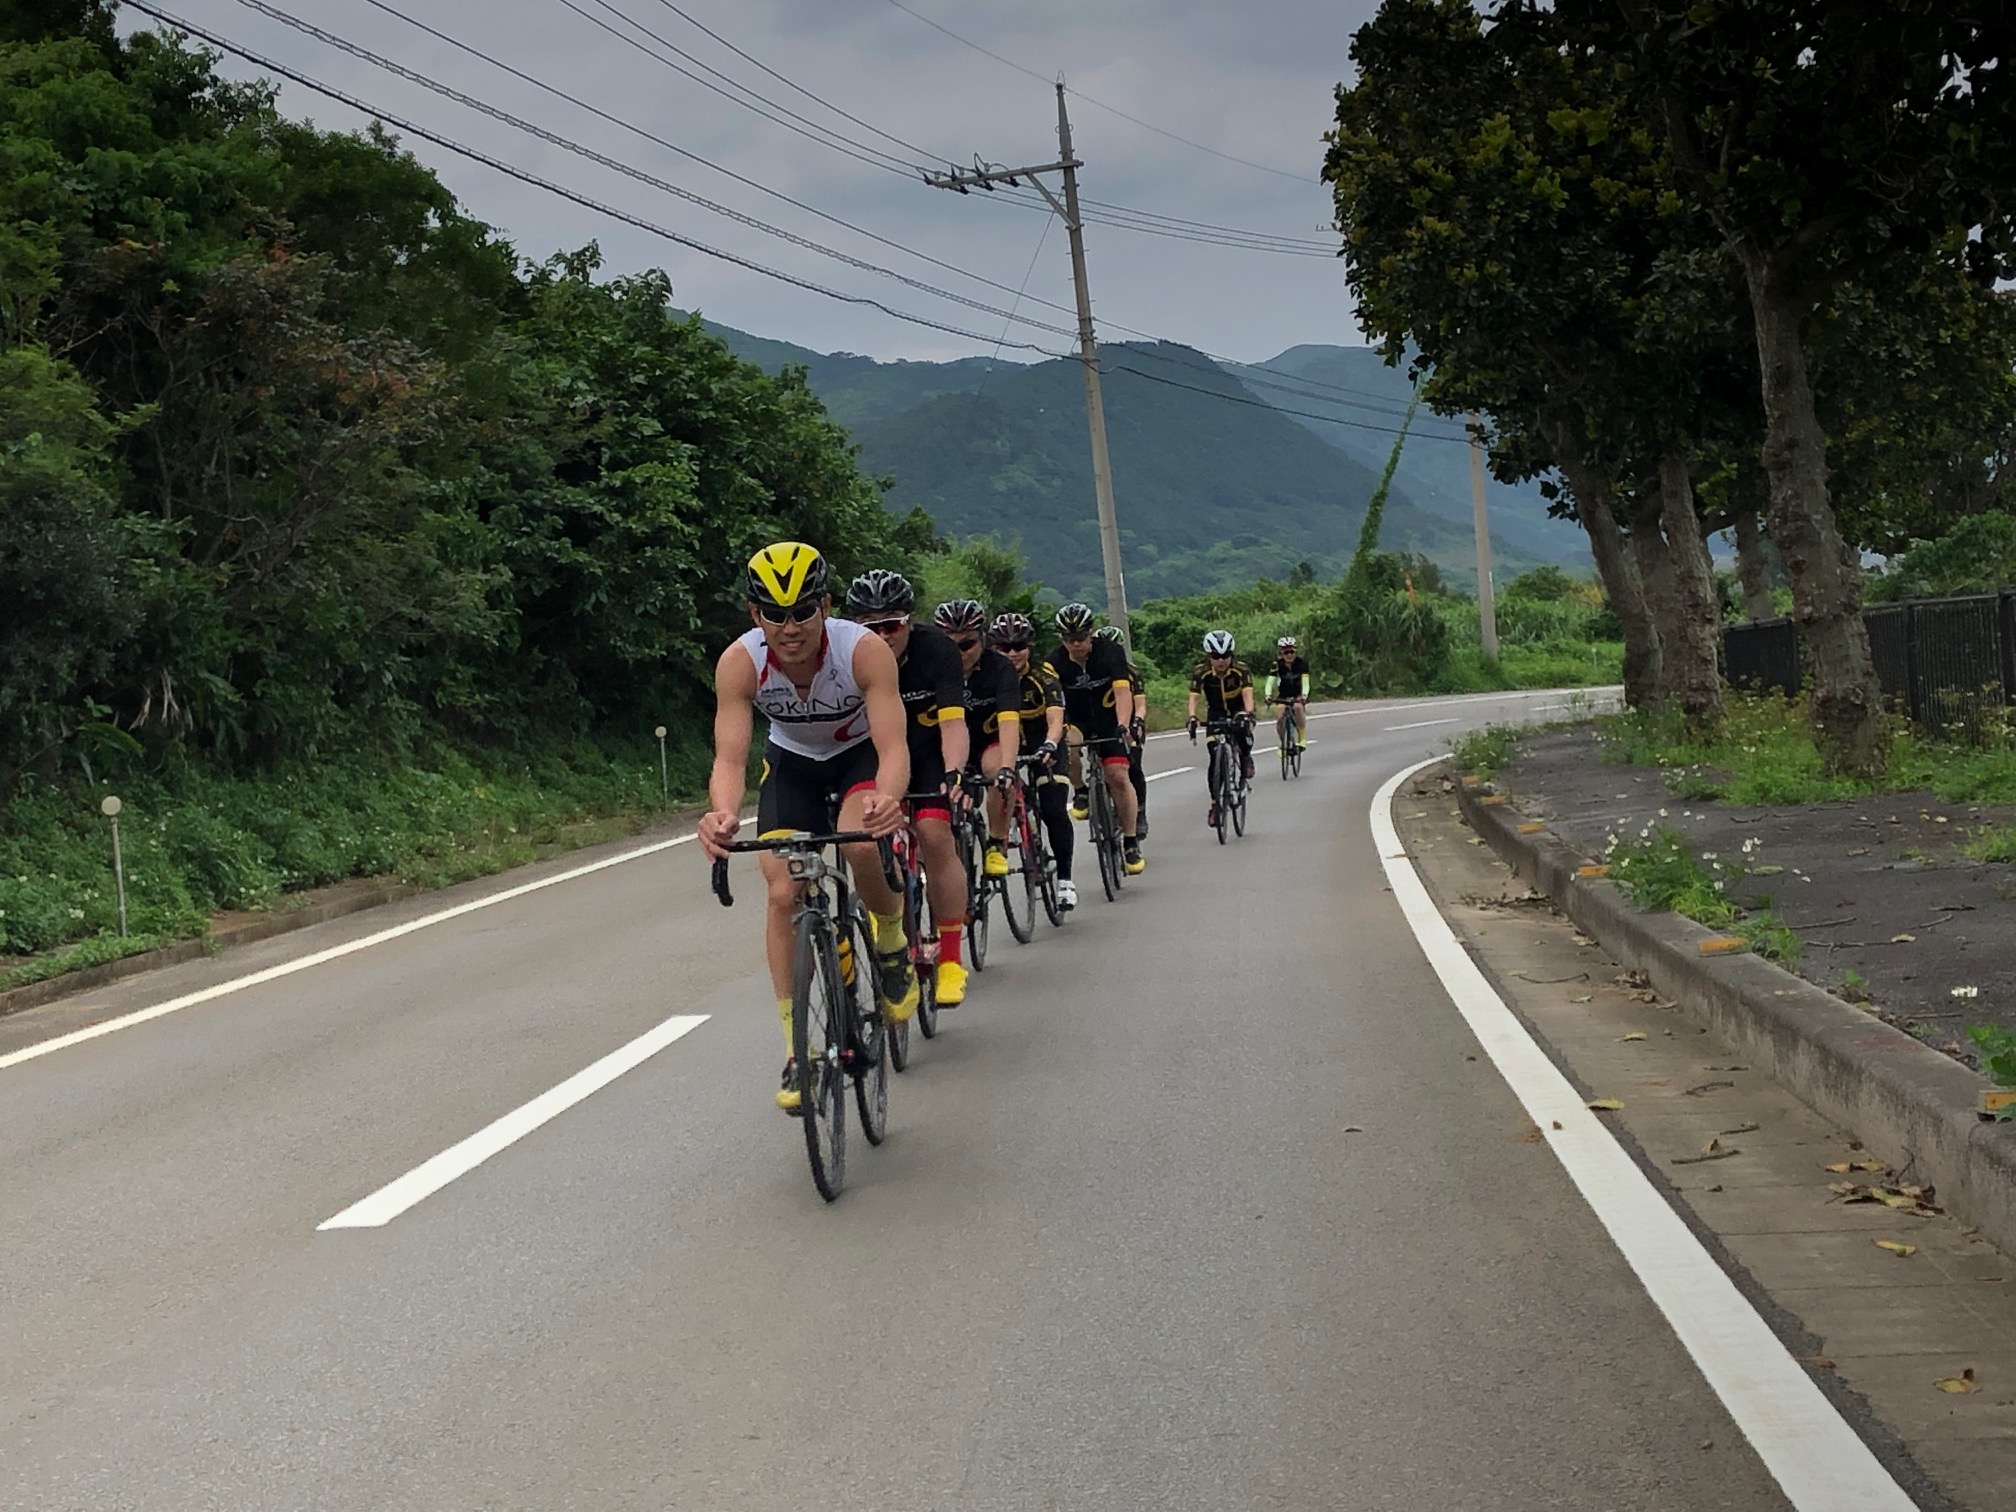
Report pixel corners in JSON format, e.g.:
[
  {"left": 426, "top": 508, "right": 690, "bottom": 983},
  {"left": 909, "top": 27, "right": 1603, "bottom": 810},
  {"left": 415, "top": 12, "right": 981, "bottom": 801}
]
[
  {"left": 859, "top": 618, "right": 908, "bottom": 636},
  {"left": 1208, "top": 653, "right": 1231, "bottom": 661},
  {"left": 951, "top": 635, "right": 982, "bottom": 651},
  {"left": 1061, "top": 633, "right": 1092, "bottom": 644},
  {"left": 994, "top": 639, "right": 1032, "bottom": 652},
  {"left": 755, "top": 601, "right": 822, "bottom": 625}
]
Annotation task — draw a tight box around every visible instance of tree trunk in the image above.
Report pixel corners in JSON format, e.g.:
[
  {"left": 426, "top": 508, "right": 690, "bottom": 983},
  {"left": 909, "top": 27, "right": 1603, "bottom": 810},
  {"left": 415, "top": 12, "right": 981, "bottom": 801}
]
[
  {"left": 1656, "top": 454, "right": 1726, "bottom": 733},
  {"left": 1732, "top": 509, "right": 1777, "bottom": 622},
  {"left": 1738, "top": 251, "right": 1887, "bottom": 776},
  {"left": 1631, "top": 493, "right": 1682, "bottom": 713},
  {"left": 1555, "top": 443, "right": 1662, "bottom": 711}
]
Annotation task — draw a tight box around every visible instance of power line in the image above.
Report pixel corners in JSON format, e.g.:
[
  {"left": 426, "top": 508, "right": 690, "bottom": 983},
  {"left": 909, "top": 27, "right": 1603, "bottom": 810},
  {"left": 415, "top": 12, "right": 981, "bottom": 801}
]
[
  {"left": 880, "top": 0, "right": 1313, "bottom": 184},
  {"left": 1104, "top": 361, "right": 1469, "bottom": 444},
  {"left": 129, "top": 2, "right": 1077, "bottom": 357},
  {"left": 222, "top": 0, "right": 1083, "bottom": 342},
  {"left": 346, "top": 0, "right": 1104, "bottom": 329},
  {"left": 549, "top": 0, "right": 924, "bottom": 178},
  {"left": 637, "top": 0, "right": 946, "bottom": 167}
]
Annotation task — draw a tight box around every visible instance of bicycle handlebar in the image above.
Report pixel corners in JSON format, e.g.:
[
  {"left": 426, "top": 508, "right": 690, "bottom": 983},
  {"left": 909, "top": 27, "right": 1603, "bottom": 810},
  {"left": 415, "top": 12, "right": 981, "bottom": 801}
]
[{"left": 709, "top": 831, "right": 897, "bottom": 907}]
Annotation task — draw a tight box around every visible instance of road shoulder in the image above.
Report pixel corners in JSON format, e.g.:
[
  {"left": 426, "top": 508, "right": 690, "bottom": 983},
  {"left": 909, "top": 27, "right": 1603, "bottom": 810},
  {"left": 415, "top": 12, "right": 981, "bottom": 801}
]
[{"left": 1396, "top": 766, "right": 2016, "bottom": 1512}]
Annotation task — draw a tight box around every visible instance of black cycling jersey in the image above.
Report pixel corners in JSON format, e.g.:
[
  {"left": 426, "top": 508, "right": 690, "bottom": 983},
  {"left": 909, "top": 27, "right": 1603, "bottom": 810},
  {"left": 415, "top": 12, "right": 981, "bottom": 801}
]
[
  {"left": 896, "top": 624, "right": 967, "bottom": 759},
  {"left": 1044, "top": 639, "right": 1131, "bottom": 734},
  {"left": 1015, "top": 662, "right": 1065, "bottom": 740},
  {"left": 1272, "top": 654, "right": 1311, "bottom": 699},
  {"left": 1191, "top": 658, "right": 1254, "bottom": 721},
  {"left": 963, "top": 647, "right": 1024, "bottom": 749}
]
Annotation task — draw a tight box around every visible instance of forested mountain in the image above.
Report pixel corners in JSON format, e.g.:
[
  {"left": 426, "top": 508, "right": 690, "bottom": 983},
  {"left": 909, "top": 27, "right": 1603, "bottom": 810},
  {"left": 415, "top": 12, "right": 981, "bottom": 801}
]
[
  {"left": 701, "top": 323, "right": 1578, "bottom": 600},
  {"left": 1230, "top": 346, "right": 1588, "bottom": 565}
]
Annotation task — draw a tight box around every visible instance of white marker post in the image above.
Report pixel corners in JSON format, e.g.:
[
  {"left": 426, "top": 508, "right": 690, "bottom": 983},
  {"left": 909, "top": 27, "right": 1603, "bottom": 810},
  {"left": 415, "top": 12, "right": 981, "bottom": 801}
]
[
  {"left": 100, "top": 794, "right": 127, "bottom": 938},
  {"left": 654, "top": 725, "right": 669, "bottom": 806}
]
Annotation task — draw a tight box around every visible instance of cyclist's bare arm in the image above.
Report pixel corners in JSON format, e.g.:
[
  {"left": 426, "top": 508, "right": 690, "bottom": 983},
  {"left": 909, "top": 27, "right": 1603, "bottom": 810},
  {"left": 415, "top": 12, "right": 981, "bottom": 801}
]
[
  {"left": 852, "top": 633, "right": 910, "bottom": 834},
  {"left": 700, "top": 644, "right": 757, "bottom": 858}
]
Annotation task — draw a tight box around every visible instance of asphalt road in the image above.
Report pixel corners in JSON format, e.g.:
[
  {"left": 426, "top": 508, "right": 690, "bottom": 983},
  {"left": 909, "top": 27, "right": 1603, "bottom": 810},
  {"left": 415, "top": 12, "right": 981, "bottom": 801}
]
[{"left": 2, "top": 687, "right": 1808, "bottom": 1512}]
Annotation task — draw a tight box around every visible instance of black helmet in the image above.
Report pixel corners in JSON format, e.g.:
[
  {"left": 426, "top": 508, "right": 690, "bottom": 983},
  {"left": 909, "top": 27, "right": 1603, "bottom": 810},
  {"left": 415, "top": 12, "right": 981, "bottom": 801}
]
[
  {"left": 845, "top": 568, "right": 915, "bottom": 617},
  {"left": 933, "top": 598, "right": 987, "bottom": 634},
  {"left": 1055, "top": 602, "right": 1097, "bottom": 637},
  {"left": 745, "top": 541, "right": 829, "bottom": 609},
  {"left": 990, "top": 612, "right": 1033, "bottom": 648}
]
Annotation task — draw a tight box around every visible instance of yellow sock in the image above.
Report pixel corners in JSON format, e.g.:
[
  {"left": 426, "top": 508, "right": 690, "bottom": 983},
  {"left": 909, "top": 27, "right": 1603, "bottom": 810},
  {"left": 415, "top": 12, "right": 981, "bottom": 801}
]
[
  {"left": 777, "top": 995, "right": 794, "bottom": 1053},
  {"left": 871, "top": 911, "right": 906, "bottom": 952}
]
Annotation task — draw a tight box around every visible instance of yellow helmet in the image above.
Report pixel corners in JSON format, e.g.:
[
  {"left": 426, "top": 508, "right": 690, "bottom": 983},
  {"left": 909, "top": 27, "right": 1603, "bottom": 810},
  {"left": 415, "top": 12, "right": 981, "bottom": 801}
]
[{"left": 745, "top": 541, "right": 830, "bottom": 609}]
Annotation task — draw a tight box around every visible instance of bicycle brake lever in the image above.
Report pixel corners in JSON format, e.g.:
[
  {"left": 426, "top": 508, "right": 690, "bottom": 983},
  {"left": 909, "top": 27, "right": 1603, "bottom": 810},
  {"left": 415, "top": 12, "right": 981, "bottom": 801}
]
[{"left": 711, "top": 856, "right": 734, "bottom": 908}]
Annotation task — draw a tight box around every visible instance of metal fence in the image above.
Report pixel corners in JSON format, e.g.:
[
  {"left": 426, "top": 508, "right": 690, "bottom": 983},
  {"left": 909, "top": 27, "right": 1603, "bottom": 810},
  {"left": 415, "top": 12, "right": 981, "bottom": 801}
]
[{"left": 1723, "top": 588, "right": 2016, "bottom": 737}]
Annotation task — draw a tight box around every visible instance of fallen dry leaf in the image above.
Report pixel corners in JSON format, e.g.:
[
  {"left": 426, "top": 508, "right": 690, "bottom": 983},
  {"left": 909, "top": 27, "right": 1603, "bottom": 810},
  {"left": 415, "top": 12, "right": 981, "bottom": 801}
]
[
  {"left": 1802, "top": 1356, "right": 1837, "bottom": 1370},
  {"left": 1587, "top": 1098, "right": 1625, "bottom": 1112},
  {"left": 1672, "top": 1139, "right": 1741, "bottom": 1166},
  {"left": 1934, "top": 1369, "right": 1978, "bottom": 1395},
  {"left": 1891, "top": 933, "right": 1916, "bottom": 943},
  {"left": 1551, "top": 1120, "right": 1563, "bottom": 1130},
  {"left": 1570, "top": 994, "right": 1593, "bottom": 1003},
  {"left": 1619, "top": 1031, "right": 1647, "bottom": 1042},
  {"left": 1874, "top": 1239, "right": 1918, "bottom": 1258},
  {"left": 1719, "top": 1122, "right": 1761, "bottom": 1136}
]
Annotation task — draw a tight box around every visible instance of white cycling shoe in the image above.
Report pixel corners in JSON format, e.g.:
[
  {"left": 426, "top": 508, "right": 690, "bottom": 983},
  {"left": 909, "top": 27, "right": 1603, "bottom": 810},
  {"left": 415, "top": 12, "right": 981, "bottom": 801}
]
[{"left": 1057, "top": 879, "right": 1078, "bottom": 910}]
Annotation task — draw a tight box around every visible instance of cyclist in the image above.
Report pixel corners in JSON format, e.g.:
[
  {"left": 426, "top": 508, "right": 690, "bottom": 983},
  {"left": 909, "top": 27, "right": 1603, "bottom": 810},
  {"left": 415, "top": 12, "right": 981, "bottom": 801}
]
[
  {"left": 935, "top": 599, "right": 1023, "bottom": 881},
  {"left": 1096, "top": 625, "right": 1150, "bottom": 842},
  {"left": 697, "top": 543, "right": 916, "bottom": 1112},
  {"left": 1266, "top": 635, "right": 1312, "bottom": 752},
  {"left": 843, "top": 569, "right": 974, "bottom": 1008},
  {"left": 1186, "top": 628, "right": 1256, "bottom": 827},
  {"left": 991, "top": 612, "right": 1076, "bottom": 910},
  {"left": 1045, "top": 603, "right": 1144, "bottom": 876}
]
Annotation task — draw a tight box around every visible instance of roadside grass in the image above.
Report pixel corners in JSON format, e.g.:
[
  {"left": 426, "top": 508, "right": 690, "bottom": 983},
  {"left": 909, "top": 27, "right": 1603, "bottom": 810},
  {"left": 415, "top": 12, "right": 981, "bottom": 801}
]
[
  {"left": 0, "top": 735, "right": 707, "bottom": 980},
  {"left": 1448, "top": 723, "right": 1521, "bottom": 779},
  {"left": 1960, "top": 826, "right": 2016, "bottom": 863},
  {"left": 1603, "top": 824, "right": 1801, "bottom": 966},
  {"left": 1599, "top": 693, "right": 2016, "bottom": 807}
]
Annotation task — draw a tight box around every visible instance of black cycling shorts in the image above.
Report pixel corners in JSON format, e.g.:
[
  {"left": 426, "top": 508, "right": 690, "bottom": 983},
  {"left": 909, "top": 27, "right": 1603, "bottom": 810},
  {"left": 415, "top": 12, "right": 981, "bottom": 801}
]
[{"left": 757, "top": 740, "right": 880, "bottom": 837}]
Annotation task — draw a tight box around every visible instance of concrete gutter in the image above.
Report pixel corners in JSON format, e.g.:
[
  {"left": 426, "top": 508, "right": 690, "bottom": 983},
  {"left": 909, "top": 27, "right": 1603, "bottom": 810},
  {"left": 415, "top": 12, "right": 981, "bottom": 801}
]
[{"left": 1453, "top": 771, "right": 2016, "bottom": 1260}]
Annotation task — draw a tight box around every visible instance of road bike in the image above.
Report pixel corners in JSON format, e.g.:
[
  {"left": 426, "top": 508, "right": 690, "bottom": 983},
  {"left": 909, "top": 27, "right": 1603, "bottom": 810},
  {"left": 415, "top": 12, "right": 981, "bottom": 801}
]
[
  {"left": 712, "top": 829, "right": 898, "bottom": 1201},
  {"left": 992, "top": 765, "right": 1042, "bottom": 943},
  {"left": 949, "top": 785, "right": 990, "bottom": 971},
  {"left": 1273, "top": 699, "right": 1304, "bottom": 780},
  {"left": 1200, "top": 718, "right": 1252, "bottom": 843},
  {"left": 1076, "top": 734, "right": 1129, "bottom": 900}
]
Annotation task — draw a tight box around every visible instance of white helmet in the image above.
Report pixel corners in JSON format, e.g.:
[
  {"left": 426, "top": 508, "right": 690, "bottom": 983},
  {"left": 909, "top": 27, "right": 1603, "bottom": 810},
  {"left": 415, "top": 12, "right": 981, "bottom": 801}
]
[{"left": 1202, "top": 629, "right": 1235, "bottom": 656}]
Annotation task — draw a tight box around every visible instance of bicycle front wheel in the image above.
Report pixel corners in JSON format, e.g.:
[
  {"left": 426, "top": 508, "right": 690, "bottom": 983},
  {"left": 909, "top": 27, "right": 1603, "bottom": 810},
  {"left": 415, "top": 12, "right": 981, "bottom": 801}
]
[
  {"left": 1091, "top": 779, "right": 1121, "bottom": 899},
  {"left": 913, "top": 879, "right": 940, "bottom": 1041},
  {"left": 1211, "top": 746, "right": 1229, "bottom": 845},
  {"left": 1001, "top": 815, "right": 1035, "bottom": 944},
  {"left": 1278, "top": 712, "right": 1293, "bottom": 780},
  {"left": 791, "top": 909, "right": 848, "bottom": 1201}
]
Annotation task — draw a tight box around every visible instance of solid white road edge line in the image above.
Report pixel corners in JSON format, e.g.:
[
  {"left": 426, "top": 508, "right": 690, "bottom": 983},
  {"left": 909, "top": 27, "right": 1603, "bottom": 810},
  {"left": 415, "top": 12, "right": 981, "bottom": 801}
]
[
  {"left": 1, "top": 822, "right": 747, "bottom": 1073},
  {"left": 1143, "top": 766, "right": 1194, "bottom": 781},
  {"left": 319, "top": 1012, "right": 709, "bottom": 1229},
  {"left": 1373, "top": 758, "right": 1918, "bottom": 1512},
  {"left": 1383, "top": 717, "right": 1461, "bottom": 732}
]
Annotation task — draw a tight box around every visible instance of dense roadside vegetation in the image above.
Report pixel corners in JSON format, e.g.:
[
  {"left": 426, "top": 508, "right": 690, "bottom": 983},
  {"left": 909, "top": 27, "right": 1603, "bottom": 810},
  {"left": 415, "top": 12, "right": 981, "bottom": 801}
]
[{"left": 0, "top": 6, "right": 945, "bottom": 978}]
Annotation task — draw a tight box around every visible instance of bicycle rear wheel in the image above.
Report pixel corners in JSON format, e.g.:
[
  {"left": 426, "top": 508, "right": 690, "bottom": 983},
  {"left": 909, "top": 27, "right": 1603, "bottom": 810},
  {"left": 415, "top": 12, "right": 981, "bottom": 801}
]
[
  {"left": 791, "top": 909, "right": 847, "bottom": 1201},
  {"left": 1090, "top": 777, "right": 1120, "bottom": 899},
  {"left": 849, "top": 909, "right": 890, "bottom": 1145},
  {"left": 1278, "top": 711, "right": 1293, "bottom": 780}
]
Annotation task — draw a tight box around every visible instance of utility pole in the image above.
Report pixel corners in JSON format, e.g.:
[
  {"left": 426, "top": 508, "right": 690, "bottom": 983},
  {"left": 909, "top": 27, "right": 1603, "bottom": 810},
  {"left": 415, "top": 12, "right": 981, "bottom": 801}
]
[
  {"left": 924, "top": 83, "right": 1130, "bottom": 644},
  {"left": 1468, "top": 411, "right": 1500, "bottom": 662}
]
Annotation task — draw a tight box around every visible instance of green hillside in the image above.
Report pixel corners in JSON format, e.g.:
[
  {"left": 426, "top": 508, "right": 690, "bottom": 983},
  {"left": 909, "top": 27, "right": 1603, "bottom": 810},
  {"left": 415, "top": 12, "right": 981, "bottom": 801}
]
[
  {"left": 1237, "top": 345, "right": 1587, "bottom": 564},
  {"left": 701, "top": 321, "right": 1555, "bottom": 599}
]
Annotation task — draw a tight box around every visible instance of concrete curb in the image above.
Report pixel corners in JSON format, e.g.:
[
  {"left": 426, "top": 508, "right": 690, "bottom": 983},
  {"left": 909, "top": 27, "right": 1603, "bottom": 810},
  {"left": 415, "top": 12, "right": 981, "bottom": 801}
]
[{"left": 1450, "top": 770, "right": 2016, "bottom": 1260}]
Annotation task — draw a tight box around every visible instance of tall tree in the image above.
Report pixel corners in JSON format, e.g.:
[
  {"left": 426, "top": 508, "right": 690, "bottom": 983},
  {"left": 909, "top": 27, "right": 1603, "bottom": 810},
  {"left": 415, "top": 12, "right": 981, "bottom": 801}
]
[{"left": 1574, "top": 0, "right": 2016, "bottom": 773}]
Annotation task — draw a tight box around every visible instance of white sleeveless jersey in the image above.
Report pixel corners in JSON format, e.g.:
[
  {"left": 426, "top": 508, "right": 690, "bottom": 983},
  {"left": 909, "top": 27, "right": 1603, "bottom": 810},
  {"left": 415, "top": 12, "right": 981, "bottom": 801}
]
[{"left": 736, "top": 618, "right": 873, "bottom": 759}]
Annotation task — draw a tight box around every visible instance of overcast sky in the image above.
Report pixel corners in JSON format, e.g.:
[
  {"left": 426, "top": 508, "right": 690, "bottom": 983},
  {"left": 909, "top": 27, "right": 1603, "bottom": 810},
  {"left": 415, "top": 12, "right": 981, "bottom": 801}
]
[{"left": 125, "top": 0, "right": 1381, "bottom": 364}]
